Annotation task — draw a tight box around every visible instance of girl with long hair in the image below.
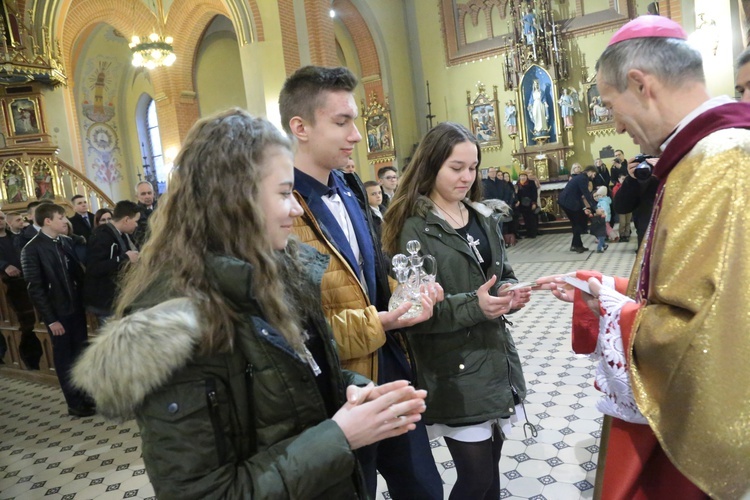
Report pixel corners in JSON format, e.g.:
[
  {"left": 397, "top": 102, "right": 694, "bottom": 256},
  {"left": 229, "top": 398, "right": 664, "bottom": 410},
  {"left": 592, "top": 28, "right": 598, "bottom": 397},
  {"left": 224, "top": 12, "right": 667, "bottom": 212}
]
[
  {"left": 73, "top": 109, "right": 427, "bottom": 499},
  {"left": 382, "top": 122, "right": 533, "bottom": 500}
]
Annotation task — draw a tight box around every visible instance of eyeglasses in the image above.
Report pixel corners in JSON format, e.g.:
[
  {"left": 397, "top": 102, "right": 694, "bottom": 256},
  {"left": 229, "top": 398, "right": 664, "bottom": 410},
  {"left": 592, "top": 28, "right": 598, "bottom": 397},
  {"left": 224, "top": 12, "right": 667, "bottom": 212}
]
[{"left": 383, "top": 176, "right": 397, "bottom": 180}]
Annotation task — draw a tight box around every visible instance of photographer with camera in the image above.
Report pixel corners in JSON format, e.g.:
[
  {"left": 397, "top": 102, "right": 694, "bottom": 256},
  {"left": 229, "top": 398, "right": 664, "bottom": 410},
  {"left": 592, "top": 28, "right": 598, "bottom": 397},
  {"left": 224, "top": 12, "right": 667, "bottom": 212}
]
[{"left": 612, "top": 154, "right": 659, "bottom": 249}]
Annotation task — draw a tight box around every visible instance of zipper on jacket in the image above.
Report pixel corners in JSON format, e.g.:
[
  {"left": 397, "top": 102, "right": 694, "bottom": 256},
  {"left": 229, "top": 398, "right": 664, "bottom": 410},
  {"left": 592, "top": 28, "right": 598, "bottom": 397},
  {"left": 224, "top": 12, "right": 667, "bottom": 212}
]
[
  {"left": 244, "top": 363, "right": 257, "bottom": 455},
  {"left": 54, "top": 241, "right": 75, "bottom": 303},
  {"left": 205, "top": 378, "right": 228, "bottom": 464}
]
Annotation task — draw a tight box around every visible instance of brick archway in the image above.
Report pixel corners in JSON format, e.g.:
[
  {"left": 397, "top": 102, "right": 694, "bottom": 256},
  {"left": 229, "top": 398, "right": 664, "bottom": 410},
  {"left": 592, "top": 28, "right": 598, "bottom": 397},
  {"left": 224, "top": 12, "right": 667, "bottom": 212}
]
[{"left": 332, "top": 0, "right": 384, "bottom": 111}]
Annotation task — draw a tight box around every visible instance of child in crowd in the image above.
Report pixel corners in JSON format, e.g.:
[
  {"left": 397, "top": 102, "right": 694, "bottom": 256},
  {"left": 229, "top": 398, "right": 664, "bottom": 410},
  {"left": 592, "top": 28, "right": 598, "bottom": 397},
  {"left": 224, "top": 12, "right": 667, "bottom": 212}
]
[
  {"left": 364, "top": 180, "right": 384, "bottom": 219},
  {"left": 364, "top": 180, "right": 384, "bottom": 240},
  {"left": 611, "top": 174, "right": 625, "bottom": 198},
  {"left": 593, "top": 186, "right": 618, "bottom": 241},
  {"left": 590, "top": 207, "right": 608, "bottom": 253}
]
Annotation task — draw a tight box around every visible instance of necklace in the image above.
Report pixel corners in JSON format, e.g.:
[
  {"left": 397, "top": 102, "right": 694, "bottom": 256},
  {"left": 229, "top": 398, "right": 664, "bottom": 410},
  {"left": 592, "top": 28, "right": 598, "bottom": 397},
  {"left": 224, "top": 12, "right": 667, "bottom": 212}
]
[{"left": 431, "top": 199, "right": 465, "bottom": 227}]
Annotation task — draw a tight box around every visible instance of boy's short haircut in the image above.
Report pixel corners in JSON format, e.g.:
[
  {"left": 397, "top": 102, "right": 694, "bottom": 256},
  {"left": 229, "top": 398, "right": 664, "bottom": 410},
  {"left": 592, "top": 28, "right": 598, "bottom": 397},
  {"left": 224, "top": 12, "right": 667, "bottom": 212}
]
[
  {"left": 113, "top": 200, "right": 141, "bottom": 221},
  {"left": 35, "top": 203, "right": 65, "bottom": 227},
  {"left": 377, "top": 166, "right": 398, "bottom": 179},
  {"left": 363, "top": 180, "right": 380, "bottom": 189},
  {"left": 71, "top": 194, "right": 85, "bottom": 203},
  {"left": 278, "top": 66, "right": 358, "bottom": 135}
]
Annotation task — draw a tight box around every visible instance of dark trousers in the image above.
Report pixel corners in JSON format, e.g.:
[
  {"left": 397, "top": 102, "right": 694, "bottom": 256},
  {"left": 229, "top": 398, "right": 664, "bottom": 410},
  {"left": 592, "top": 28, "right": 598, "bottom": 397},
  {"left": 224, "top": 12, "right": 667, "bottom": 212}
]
[
  {"left": 563, "top": 207, "right": 589, "bottom": 248},
  {"left": 359, "top": 335, "right": 442, "bottom": 499},
  {"left": 518, "top": 206, "right": 538, "bottom": 238},
  {"left": 502, "top": 211, "right": 519, "bottom": 237},
  {"left": 48, "top": 310, "right": 89, "bottom": 409},
  {"left": 5, "top": 278, "right": 42, "bottom": 369}
]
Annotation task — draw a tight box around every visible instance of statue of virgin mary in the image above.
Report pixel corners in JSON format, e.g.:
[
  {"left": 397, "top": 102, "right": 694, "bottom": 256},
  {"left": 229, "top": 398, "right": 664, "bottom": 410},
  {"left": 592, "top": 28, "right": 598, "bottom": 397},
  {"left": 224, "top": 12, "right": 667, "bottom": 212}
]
[{"left": 527, "top": 80, "right": 549, "bottom": 135}]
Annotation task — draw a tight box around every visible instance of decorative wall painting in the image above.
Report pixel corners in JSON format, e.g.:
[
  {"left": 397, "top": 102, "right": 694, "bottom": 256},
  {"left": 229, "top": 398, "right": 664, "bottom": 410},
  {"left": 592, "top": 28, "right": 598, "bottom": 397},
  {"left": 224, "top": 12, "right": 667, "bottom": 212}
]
[{"left": 466, "top": 83, "right": 502, "bottom": 150}]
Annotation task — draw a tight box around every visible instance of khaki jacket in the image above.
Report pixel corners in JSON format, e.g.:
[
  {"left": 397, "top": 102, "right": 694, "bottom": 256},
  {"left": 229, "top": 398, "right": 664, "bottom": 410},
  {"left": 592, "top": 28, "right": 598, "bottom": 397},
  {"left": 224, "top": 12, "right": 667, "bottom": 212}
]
[{"left": 292, "top": 192, "right": 385, "bottom": 381}]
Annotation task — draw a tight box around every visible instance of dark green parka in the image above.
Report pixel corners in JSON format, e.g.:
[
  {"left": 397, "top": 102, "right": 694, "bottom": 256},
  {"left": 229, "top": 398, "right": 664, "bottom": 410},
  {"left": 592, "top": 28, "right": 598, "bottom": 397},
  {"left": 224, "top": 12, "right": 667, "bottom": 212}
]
[
  {"left": 398, "top": 197, "right": 527, "bottom": 425},
  {"left": 73, "top": 247, "right": 368, "bottom": 499}
]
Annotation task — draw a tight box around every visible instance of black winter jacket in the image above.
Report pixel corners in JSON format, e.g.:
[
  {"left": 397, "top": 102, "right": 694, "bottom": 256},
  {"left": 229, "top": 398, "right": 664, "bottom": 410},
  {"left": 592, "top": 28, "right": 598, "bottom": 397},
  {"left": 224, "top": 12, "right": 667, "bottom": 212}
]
[
  {"left": 133, "top": 201, "right": 157, "bottom": 248},
  {"left": 0, "top": 233, "right": 22, "bottom": 280},
  {"left": 482, "top": 178, "right": 502, "bottom": 200},
  {"left": 15, "top": 224, "right": 37, "bottom": 251},
  {"left": 21, "top": 232, "right": 85, "bottom": 325},
  {"left": 84, "top": 224, "right": 131, "bottom": 312}
]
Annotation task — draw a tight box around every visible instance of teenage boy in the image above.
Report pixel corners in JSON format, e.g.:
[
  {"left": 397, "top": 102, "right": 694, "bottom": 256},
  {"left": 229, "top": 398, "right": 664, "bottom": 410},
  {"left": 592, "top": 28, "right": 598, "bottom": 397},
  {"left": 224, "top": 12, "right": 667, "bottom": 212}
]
[
  {"left": 280, "top": 65, "right": 442, "bottom": 499},
  {"left": 21, "top": 203, "right": 92, "bottom": 417}
]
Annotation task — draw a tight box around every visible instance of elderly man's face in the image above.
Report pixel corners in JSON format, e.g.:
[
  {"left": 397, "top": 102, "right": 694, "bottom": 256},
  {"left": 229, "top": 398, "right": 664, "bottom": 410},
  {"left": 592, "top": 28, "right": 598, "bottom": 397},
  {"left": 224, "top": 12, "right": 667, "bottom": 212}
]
[
  {"left": 137, "top": 184, "right": 154, "bottom": 206},
  {"left": 735, "top": 62, "right": 750, "bottom": 103},
  {"left": 597, "top": 70, "right": 663, "bottom": 156},
  {"left": 487, "top": 168, "right": 497, "bottom": 179}
]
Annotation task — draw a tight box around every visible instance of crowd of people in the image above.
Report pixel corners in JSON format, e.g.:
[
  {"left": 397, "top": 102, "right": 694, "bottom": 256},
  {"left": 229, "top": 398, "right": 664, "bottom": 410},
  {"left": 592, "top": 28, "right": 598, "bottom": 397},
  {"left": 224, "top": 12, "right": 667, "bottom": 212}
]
[
  {"left": 0, "top": 14, "right": 747, "bottom": 500},
  {"left": 0, "top": 183, "right": 157, "bottom": 417}
]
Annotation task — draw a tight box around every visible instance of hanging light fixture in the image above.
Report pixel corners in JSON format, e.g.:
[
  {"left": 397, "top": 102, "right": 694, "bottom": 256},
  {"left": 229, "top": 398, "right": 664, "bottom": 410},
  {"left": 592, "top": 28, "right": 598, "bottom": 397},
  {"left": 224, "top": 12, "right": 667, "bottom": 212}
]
[{"left": 129, "top": 0, "right": 176, "bottom": 69}]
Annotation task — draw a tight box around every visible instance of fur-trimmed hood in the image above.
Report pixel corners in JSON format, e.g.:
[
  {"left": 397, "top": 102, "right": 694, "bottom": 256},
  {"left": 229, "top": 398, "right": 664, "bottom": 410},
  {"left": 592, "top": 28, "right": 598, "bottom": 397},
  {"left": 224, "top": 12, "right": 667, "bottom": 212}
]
[
  {"left": 411, "top": 195, "right": 511, "bottom": 220},
  {"left": 72, "top": 298, "right": 201, "bottom": 422}
]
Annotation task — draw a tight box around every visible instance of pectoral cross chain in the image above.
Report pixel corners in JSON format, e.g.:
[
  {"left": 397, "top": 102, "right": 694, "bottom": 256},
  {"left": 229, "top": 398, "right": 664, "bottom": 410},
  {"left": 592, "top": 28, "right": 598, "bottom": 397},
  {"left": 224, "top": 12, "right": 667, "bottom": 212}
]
[{"left": 466, "top": 235, "right": 484, "bottom": 263}]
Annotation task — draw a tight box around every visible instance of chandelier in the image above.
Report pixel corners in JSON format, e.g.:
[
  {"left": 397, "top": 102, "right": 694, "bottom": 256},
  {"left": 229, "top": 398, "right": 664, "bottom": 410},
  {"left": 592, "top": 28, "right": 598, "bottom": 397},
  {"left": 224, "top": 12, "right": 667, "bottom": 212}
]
[{"left": 129, "top": 0, "right": 175, "bottom": 69}]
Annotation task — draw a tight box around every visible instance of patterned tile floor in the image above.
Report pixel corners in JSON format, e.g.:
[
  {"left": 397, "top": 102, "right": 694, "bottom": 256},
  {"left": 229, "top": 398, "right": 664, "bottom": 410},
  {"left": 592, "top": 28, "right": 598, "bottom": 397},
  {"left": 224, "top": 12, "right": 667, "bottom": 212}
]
[{"left": 1, "top": 231, "right": 636, "bottom": 500}]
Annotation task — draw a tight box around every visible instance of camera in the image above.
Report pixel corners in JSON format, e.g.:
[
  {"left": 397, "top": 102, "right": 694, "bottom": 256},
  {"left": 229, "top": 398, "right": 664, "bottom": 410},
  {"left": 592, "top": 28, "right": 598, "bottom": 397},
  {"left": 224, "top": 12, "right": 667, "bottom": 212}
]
[{"left": 633, "top": 154, "right": 656, "bottom": 181}]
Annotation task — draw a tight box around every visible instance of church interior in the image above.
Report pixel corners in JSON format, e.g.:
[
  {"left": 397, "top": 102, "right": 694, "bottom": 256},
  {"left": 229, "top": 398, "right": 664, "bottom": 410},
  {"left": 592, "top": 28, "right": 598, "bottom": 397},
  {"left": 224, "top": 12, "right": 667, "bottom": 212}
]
[{"left": 0, "top": 0, "right": 746, "bottom": 498}]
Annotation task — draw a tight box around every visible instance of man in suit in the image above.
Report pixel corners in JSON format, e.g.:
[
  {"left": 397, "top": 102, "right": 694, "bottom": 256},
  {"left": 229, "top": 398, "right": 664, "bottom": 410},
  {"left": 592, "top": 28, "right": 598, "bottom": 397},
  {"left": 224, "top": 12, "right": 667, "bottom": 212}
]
[
  {"left": 69, "top": 195, "right": 95, "bottom": 239},
  {"left": 21, "top": 203, "right": 93, "bottom": 417},
  {"left": 84, "top": 201, "right": 140, "bottom": 320},
  {"left": 16, "top": 200, "right": 50, "bottom": 250},
  {"left": 482, "top": 167, "right": 502, "bottom": 200},
  {"left": 133, "top": 181, "right": 157, "bottom": 247}
]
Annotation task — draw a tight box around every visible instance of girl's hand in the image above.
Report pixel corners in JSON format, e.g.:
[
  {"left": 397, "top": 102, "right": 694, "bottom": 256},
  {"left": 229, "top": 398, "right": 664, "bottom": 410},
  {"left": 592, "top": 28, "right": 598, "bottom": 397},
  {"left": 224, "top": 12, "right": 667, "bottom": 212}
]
[
  {"left": 477, "top": 275, "right": 513, "bottom": 319},
  {"left": 333, "top": 382, "right": 427, "bottom": 450}
]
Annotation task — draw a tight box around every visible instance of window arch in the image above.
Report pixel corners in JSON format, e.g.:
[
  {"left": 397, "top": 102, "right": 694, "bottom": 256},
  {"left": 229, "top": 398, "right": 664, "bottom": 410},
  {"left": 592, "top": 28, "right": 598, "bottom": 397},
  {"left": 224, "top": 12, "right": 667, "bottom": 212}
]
[{"left": 135, "top": 94, "right": 167, "bottom": 194}]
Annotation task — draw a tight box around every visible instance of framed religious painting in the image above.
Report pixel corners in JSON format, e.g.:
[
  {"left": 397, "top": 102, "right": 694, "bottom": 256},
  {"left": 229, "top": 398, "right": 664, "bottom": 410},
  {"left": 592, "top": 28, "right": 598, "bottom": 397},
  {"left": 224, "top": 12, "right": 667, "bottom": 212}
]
[
  {"left": 466, "top": 83, "right": 502, "bottom": 150},
  {"left": 31, "top": 159, "right": 55, "bottom": 200},
  {"left": 583, "top": 79, "right": 615, "bottom": 135},
  {"left": 1, "top": 159, "right": 29, "bottom": 203},
  {"left": 8, "top": 97, "right": 42, "bottom": 136},
  {"left": 361, "top": 92, "right": 396, "bottom": 163}
]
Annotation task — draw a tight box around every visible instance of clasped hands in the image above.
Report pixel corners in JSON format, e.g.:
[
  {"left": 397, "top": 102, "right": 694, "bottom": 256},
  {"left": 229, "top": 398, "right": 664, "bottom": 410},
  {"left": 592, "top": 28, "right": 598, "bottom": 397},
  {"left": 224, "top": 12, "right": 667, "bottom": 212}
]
[{"left": 332, "top": 380, "right": 427, "bottom": 450}]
